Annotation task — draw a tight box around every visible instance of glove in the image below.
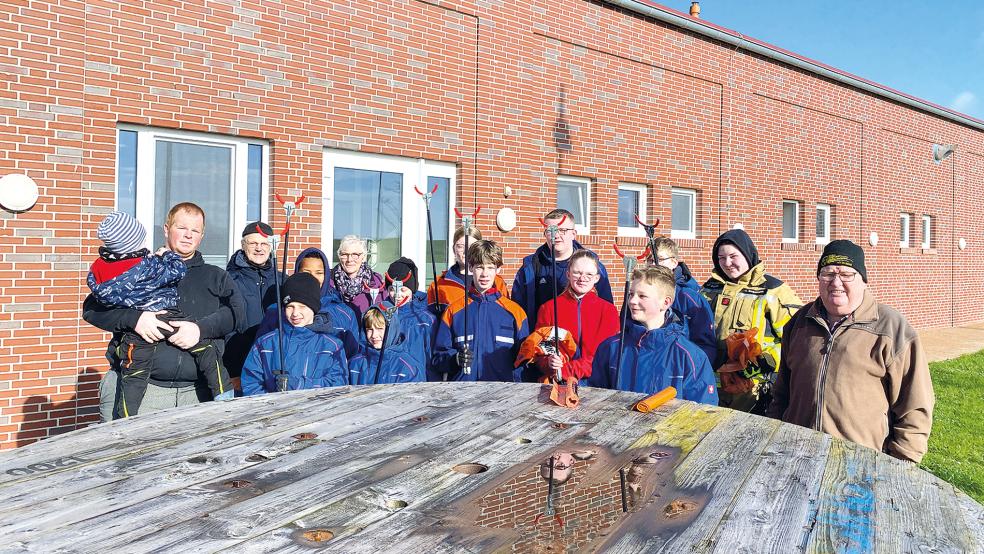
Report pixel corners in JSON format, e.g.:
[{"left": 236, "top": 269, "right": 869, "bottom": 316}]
[
  {"left": 214, "top": 390, "right": 235, "bottom": 402},
  {"left": 740, "top": 354, "right": 776, "bottom": 380},
  {"left": 456, "top": 345, "right": 474, "bottom": 369},
  {"left": 720, "top": 371, "right": 754, "bottom": 395}
]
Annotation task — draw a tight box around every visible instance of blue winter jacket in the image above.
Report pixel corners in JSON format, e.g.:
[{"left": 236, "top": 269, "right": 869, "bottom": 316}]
[
  {"left": 511, "top": 241, "right": 613, "bottom": 324},
  {"left": 432, "top": 288, "right": 529, "bottom": 382},
  {"left": 588, "top": 314, "right": 719, "bottom": 405},
  {"left": 241, "top": 324, "right": 348, "bottom": 395},
  {"left": 87, "top": 251, "right": 185, "bottom": 311},
  {"left": 224, "top": 250, "right": 284, "bottom": 375},
  {"left": 348, "top": 309, "right": 424, "bottom": 384},
  {"left": 673, "top": 262, "right": 717, "bottom": 366},
  {"left": 397, "top": 291, "right": 437, "bottom": 375}
]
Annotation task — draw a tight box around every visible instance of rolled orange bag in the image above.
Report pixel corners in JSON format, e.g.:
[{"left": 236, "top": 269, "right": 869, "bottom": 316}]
[{"left": 633, "top": 386, "right": 677, "bottom": 413}]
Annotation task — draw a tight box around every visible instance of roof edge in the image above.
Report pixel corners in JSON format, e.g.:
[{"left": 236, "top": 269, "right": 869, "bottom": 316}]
[{"left": 604, "top": 0, "right": 984, "bottom": 133}]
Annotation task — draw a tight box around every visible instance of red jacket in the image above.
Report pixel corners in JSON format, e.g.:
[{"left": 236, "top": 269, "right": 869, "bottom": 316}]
[{"left": 535, "top": 289, "right": 619, "bottom": 381}]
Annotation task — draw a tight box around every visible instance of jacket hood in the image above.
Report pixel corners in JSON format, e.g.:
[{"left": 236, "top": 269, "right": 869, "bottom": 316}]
[
  {"left": 364, "top": 301, "right": 403, "bottom": 351},
  {"left": 294, "top": 247, "right": 332, "bottom": 297},
  {"left": 712, "top": 229, "right": 761, "bottom": 278}
]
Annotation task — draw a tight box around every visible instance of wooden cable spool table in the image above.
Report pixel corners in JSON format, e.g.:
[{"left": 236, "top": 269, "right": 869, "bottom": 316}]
[{"left": 0, "top": 382, "right": 980, "bottom": 553}]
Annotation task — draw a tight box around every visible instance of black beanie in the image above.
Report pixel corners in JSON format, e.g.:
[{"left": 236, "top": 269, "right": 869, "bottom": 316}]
[
  {"left": 385, "top": 257, "right": 419, "bottom": 292},
  {"left": 817, "top": 240, "right": 867, "bottom": 282},
  {"left": 281, "top": 272, "right": 322, "bottom": 312},
  {"left": 712, "top": 229, "right": 761, "bottom": 277},
  {"left": 243, "top": 221, "right": 274, "bottom": 237}
]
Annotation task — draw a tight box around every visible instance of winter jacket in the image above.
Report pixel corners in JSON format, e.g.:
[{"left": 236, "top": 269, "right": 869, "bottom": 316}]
[
  {"left": 82, "top": 251, "right": 247, "bottom": 388},
  {"left": 533, "top": 289, "right": 619, "bottom": 382},
  {"left": 427, "top": 263, "right": 509, "bottom": 314},
  {"left": 256, "top": 307, "right": 361, "bottom": 360},
  {"left": 588, "top": 314, "right": 718, "bottom": 405},
  {"left": 396, "top": 291, "right": 437, "bottom": 375},
  {"left": 241, "top": 324, "right": 348, "bottom": 395},
  {"left": 348, "top": 308, "right": 424, "bottom": 384},
  {"left": 511, "top": 241, "right": 613, "bottom": 324},
  {"left": 224, "top": 250, "right": 284, "bottom": 376},
  {"left": 672, "top": 263, "right": 717, "bottom": 365},
  {"left": 326, "top": 263, "right": 389, "bottom": 317},
  {"left": 766, "top": 291, "right": 934, "bottom": 463},
  {"left": 87, "top": 251, "right": 186, "bottom": 311},
  {"left": 432, "top": 287, "right": 530, "bottom": 382}
]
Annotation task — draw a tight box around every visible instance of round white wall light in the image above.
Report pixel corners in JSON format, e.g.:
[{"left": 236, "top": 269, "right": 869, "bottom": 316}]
[
  {"left": 496, "top": 207, "right": 517, "bottom": 233},
  {"left": 868, "top": 232, "right": 879, "bottom": 247},
  {"left": 732, "top": 222, "right": 744, "bottom": 230},
  {"left": 959, "top": 238, "right": 967, "bottom": 250},
  {"left": 0, "top": 173, "right": 40, "bottom": 212}
]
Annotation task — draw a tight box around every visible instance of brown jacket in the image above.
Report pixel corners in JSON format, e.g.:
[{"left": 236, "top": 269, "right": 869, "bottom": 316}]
[{"left": 767, "top": 290, "right": 934, "bottom": 462}]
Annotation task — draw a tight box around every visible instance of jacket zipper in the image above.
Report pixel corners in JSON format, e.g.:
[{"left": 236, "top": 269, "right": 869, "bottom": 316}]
[{"left": 814, "top": 318, "right": 835, "bottom": 431}]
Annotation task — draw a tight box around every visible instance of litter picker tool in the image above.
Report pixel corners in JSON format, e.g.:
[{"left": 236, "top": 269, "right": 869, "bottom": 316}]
[
  {"left": 454, "top": 206, "right": 481, "bottom": 376},
  {"left": 372, "top": 297, "right": 401, "bottom": 385},
  {"left": 415, "top": 181, "right": 446, "bottom": 314},
  {"left": 255, "top": 224, "right": 288, "bottom": 392},
  {"left": 612, "top": 243, "right": 650, "bottom": 390},
  {"left": 274, "top": 192, "right": 305, "bottom": 283},
  {"left": 634, "top": 215, "right": 660, "bottom": 266},
  {"left": 538, "top": 215, "right": 568, "bottom": 384},
  {"left": 534, "top": 454, "right": 564, "bottom": 527}
]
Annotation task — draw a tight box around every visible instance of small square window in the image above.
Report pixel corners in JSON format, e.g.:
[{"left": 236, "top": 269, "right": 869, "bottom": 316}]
[
  {"left": 922, "top": 215, "right": 932, "bottom": 249},
  {"left": 617, "top": 183, "right": 647, "bottom": 237},
  {"left": 670, "top": 188, "right": 697, "bottom": 239},
  {"left": 816, "top": 204, "right": 831, "bottom": 244},
  {"left": 557, "top": 175, "right": 591, "bottom": 234},
  {"left": 900, "top": 213, "right": 911, "bottom": 248},
  {"left": 782, "top": 200, "right": 800, "bottom": 243}
]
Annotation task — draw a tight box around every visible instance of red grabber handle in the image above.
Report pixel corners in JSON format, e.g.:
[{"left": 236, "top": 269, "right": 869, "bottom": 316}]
[
  {"left": 613, "top": 243, "right": 650, "bottom": 261},
  {"left": 538, "top": 215, "right": 568, "bottom": 228},
  {"left": 454, "top": 206, "right": 481, "bottom": 219},
  {"left": 414, "top": 182, "right": 440, "bottom": 196},
  {"left": 274, "top": 193, "right": 306, "bottom": 208},
  {"left": 634, "top": 214, "right": 660, "bottom": 228}
]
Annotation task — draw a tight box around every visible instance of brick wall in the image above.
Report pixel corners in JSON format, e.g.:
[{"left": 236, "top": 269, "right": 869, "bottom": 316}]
[{"left": 0, "top": 0, "right": 982, "bottom": 447}]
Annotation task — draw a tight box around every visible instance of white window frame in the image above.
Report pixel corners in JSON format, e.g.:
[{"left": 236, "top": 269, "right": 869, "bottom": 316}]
[
  {"left": 782, "top": 200, "right": 800, "bottom": 243},
  {"left": 670, "top": 188, "right": 697, "bottom": 240},
  {"left": 322, "top": 149, "right": 456, "bottom": 283},
  {"left": 815, "top": 203, "right": 831, "bottom": 245},
  {"left": 617, "top": 182, "right": 648, "bottom": 237},
  {"left": 922, "top": 215, "right": 932, "bottom": 249},
  {"left": 900, "top": 213, "right": 911, "bottom": 248},
  {"left": 117, "top": 124, "right": 269, "bottom": 260},
  {"left": 557, "top": 175, "right": 591, "bottom": 235}
]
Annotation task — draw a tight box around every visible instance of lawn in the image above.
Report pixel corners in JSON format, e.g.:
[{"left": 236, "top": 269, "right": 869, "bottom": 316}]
[{"left": 921, "top": 351, "right": 984, "bottom": 504}]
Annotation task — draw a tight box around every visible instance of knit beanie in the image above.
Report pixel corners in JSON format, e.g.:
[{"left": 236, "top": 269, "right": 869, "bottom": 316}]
[
  {"left": 97, "top": 211, "right": 147, "bottom": 255},
  {"left": 817, "top": 239, "right": 867, "bottom": 283},
  {"left": 385, "top": 257, "right": 419, "bottom": 292},
  {"left": 243, "top": 221, "right": 273, "bottom": 237},
  {"left": 281, "top": 272, "right": 322, "bottom": 312},
  {"left": 711, "top": 229, "right": 761, "bottom": 277}
]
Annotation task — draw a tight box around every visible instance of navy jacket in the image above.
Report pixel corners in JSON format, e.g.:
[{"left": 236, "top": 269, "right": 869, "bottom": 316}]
[
  {"left": 396, "top": 291, "right": 437, "bottom": 375},
  {"left": 672, "top": 263, "right": 717, "bottom": 366},
  {"left": 224, "top": 250, "right": 283, "bottom": 376},
  {"left": 241, "top": 324, "right": 348, "bottom": 395},
  {"left": 588, "top": 314, "right": 718, "bottom": 405},
  {"left": 348, "top": 309, "right": 424, "bottom": 384},
  {"left": 511, "top": 241, "right": 613, "bottom": 324}
]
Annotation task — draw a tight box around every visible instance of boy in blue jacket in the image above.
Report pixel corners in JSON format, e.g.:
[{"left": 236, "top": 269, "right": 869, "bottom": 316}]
[
  {"left": 348, "top": 302, "right": 424, "bottom": 384},
  {"left": 589, "top": 266, "right": 718, "bottom": 405},
  {"left": 242, "top": 273, "right": 348, "bottom": 394},
  {"left": 653, "top": 237, "right": 717, "bottom": 364},
  {"left": 384, "top": 257, "right": 437, "bottom": 377},
  {"left": 433, "top": 240, "right": 529, "bottom": 382}
]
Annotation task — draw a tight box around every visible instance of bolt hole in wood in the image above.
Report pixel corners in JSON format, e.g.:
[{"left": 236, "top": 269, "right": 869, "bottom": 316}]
[
  {"left": 224, "top": 479, "right": 253, "bottom": 489},
  {"left": 301, "top": 529, "right": 334, "bottom": 542},
  {"left": 386, "top": 499, "right": 409, "bottom": 510},
  {"left": 551, "top": 422, "right": 571, "bottom": 430},
  {"left": 412, "top": 415, "right": 430, "bottom": 423},
  {"left": 452, "top": 463, "right": 489, "bottom": 475},
  {"left": 292, "top": 432, "right": 318, "bottom": 440},
  {"left": 186, "top": 456, "right": 215, "bottom": 464}
]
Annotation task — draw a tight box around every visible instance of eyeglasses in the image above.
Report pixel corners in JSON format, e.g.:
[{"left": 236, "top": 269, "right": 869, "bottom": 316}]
[
  {"left": 570, "top": 271, "right": 597, "bottom": 280},
  {"left": 819, "top": 271, "right": 859, "bottom": 283},
  {"left": 656, "top": 256, "right": 675, "bottom": 263},
  {"left": 545, "top": 227, "right": 576, "bottom": 237},
  {"left": 338, "top": 252, "right": 365, "bottom": 259},
  {"left": 243, "top": 241, "right": 270, "bottom": 250}
]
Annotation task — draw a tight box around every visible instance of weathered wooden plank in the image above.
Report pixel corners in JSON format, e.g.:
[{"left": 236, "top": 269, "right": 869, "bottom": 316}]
[
  {"left": 0, "top": 384, "right": 498, "bottom": 540},
  {"left": 804, "top": 439, "right": 879, "bottom": 554},
  {"left": 597, "top": 412, "right": 783, "bottom": 552},
  {"left": 873, "top": 453, "right": 982, "bottom": 553},
  {"left": 709, "top": 422, "right": 832, "bottom": 553},
  {"left": 955, "top": 489, "right": 984, "bottom": 547}
]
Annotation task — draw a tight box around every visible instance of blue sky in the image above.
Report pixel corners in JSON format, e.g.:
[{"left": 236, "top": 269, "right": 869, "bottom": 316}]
[{"left": 694, "top": 1, "right": 984, "bottom": 121}]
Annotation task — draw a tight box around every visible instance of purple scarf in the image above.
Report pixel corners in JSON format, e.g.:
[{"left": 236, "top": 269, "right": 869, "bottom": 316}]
[{"left": 332, "top": 262, "right": 373, "bottom": 303}]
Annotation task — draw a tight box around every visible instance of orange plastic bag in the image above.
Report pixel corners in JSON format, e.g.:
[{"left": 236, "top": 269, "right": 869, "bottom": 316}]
[
  {"left": 549, "top": 378, "right": 580, "bottom": 408},
  {"left": 516, "top": 326, "right": 578, "bottom": 368},
  {"left": 723, "top": 328, "right": 762, "bottom": 371}
]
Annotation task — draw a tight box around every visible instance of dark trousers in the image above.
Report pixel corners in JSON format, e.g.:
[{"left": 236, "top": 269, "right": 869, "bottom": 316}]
[{"left": 113, "top": 310, "right": 231, "bottom": 419}]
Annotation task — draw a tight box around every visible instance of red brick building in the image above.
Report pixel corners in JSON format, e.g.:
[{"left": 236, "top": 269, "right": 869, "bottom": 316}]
[{"left": 1, "top": 0, "right": 981, "bottom": 447}]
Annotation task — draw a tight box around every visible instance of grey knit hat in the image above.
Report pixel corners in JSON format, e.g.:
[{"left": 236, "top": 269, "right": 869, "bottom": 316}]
[{"left": 97, "top": 211, "right": 147, "bottom": 254}]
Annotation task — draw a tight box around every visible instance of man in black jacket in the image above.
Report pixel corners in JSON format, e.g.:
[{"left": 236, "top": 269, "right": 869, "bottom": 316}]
[
  {"left": 224, "top": 221, "right": 283, "bottom": 390},
  {"left": 84, "top": 202, "right": 246, "bottom": 421}
]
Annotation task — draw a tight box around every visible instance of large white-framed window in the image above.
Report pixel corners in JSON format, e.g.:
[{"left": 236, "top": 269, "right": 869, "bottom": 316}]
[
  {"left": 617, "top": 182, "right": 647, "bottom": 237},
  {"left": 815, "top": 203, "right": 831, "bottom": 245},
  {"left": 670, "top": 188, "right": 697, "bottom": 239},
  {"left": 900, "top": 213, "right": 911, "bottom": 248},
  {"left": 922, "top": 215, "right": 932, "bottom": 249},
  {"left": 116, "top": 125, "right": 268, "bottom": 266},
  {"left": 322, "top": 149, "right": 455, "bottom": 288},
  {"left": 556, "top": 175, "right": 591, "bottom": 234},
  {"left": 782, "top": 200, "right": 800, "bottom": 243}
]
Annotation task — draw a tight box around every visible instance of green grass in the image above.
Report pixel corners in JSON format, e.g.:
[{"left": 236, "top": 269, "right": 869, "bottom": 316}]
[{"left": 920, "top": 351, "right": 984, "bottom": 503}]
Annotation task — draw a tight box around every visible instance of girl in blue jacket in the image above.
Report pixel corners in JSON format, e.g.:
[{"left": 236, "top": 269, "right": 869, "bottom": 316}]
[
  {"left": 589, "top": 266, "right": 718, "bottom": 405},
  {"left": 242, "top": 273, "right": 348, "bottom": 394},
  {"left": 348, "top": 303, "right": 424, "bottom": 384}
]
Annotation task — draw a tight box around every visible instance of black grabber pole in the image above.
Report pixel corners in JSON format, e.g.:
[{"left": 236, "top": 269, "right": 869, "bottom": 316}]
[
  {"left": 539, "top": 215, "right": 568, "bottom": 383},
  {"left": 454, "top": 206, "right": 480, "bottom": 376},
  {"left": 612, "top": 243, "right": 650, "bottom": 391},
  {"left": 272, "top": 193, "right": 305, "bottom": 392},
  {"left": 414, "top": 182, "right": 444, "bottom": 314},
  {"left": 255, "top": 224, "right": 287, "bottom": 392},
  {"left": 634, "top": 215, "right": 660, "bottom": 267}
]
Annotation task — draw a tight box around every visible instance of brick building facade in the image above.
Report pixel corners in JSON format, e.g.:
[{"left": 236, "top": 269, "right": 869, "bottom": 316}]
[{"left": 0, "top": 0, "right": 982, "bottom": 447}]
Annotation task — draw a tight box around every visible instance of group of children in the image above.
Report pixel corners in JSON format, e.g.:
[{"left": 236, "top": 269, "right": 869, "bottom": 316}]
[{"left": 89, "top": 210, "right": 722, "bottom": 413}]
